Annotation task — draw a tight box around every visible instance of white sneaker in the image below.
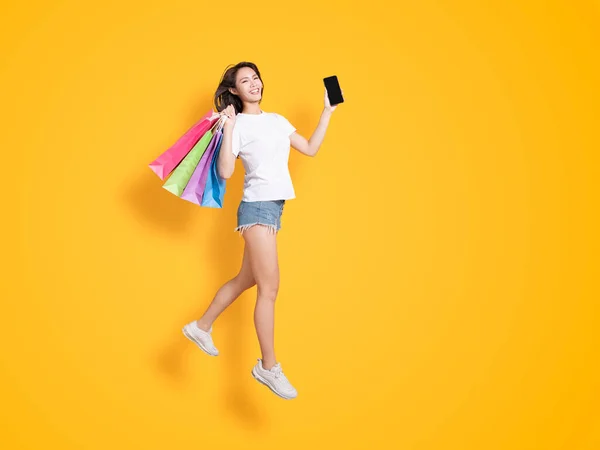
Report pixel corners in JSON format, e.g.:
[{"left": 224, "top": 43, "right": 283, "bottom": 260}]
[
  {"left": 251, "top": 359, "right": 298, "bottom": 399},
  {"left": 182, "top": 321, "right": 219, "bottom": 356}
]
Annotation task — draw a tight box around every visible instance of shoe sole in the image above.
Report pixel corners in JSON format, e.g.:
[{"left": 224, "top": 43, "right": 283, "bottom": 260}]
[
  {"left": 182, "top": 326, "right": 218, "bottom": 357},
  {"left": 251, "top": 367, "right": 297, "bottom": 400}
]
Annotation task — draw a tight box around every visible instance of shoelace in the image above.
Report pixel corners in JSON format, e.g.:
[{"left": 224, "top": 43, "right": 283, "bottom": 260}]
[{"left": 271, "top": 364, "right": 285, "bottom": 379}]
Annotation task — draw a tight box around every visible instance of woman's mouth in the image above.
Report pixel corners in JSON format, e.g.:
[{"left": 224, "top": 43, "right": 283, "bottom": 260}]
[{"left": 250, "top": 89, "right": 260, "bottom": 95}]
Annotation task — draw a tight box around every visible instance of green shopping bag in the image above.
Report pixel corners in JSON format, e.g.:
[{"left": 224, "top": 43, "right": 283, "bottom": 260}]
[{"left": 162, "top": 127, "right": 214, "bottom": 196}]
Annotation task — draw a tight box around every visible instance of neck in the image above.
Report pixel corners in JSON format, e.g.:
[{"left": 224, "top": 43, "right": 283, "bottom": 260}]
[{"left": 242, "top": 102, "right": 262, "bottom": 115}]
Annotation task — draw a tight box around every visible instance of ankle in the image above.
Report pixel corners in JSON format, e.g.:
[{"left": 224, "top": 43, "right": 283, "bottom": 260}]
[
  {"left": 196, "top": 319, "right": 212, "bottom": 332},
  {"left": 262, "top": 359, "right": 276, "bottom": 370}
]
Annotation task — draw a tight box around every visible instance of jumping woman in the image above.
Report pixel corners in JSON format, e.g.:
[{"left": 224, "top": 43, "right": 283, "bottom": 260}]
[{"left": 183, "top": 62, "right": 340, "bottom": 399}]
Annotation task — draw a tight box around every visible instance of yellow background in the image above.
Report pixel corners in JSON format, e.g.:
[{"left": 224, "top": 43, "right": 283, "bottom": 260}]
[{"left": 2, "top": 1, "right": 599, "bottom": 449}]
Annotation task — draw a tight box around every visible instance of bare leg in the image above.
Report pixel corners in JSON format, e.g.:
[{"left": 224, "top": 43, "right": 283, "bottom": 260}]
[
  {"left": 196, "top": 245, "right": 256, "bottom": 331},
  {"left": 242, "top": 225, "right": 280, "bottom": 370}
]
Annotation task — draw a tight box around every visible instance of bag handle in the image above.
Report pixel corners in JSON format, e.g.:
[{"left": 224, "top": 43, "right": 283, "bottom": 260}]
[{"left": 213, "top": 115, "right": 227, "bottom": 134}]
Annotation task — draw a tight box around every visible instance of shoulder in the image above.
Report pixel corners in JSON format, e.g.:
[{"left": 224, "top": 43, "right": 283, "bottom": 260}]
[
  {"left": 269, "top": 112, "right": 286, "bottom": 120},
  {"left": 268, "top": 112, "right": 293, "bottom": 126},
  {"left": 232, "top": 114, "right": 248, "bottom": 131},
  {"left": 270, "top": 112, "right": 295, "bottom": 134},
  {"left": 257, "top": 112, "right": 290, "bottom": 127}
]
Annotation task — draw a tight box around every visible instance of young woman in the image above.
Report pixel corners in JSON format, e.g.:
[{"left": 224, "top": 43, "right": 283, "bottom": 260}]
[{"left": 183, "top": 62, "right": 340, "bottom": 399}]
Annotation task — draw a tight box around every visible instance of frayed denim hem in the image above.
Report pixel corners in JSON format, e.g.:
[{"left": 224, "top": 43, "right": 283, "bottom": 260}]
[{"left": 234, "top": 222, "right": 279, "bottom": 236}]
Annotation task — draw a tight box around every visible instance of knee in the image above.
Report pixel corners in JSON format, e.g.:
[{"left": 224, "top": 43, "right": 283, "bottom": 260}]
[
  {"left": 257, "top": 282, "right": 279, "bottom": 302},
  {"left": 234, "top": 275, "right": 256, "bottom": 292}
]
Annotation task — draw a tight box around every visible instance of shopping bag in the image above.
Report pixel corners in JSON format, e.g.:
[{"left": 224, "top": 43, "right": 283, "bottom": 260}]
[
  {"left": 149, "top": 110, "right": 219, "bottom": 180},
  {"left": 181, "top": 126, "right": 223, "bottom": 205},
  {"left": 162, "top": 122, "right": 217, "bottom": 196},
  {"left": 201, "top": 134, "right": 226, "bottom": 208}
]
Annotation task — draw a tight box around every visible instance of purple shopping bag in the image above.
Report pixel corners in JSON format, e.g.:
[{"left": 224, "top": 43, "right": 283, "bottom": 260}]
[{"left": 181, "top": 128, "right": 223, "bottom": 205}]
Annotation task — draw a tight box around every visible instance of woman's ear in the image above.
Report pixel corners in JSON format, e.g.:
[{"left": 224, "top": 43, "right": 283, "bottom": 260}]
[{"left": 228, "top": 87, "right": 238, "bottom": 95}]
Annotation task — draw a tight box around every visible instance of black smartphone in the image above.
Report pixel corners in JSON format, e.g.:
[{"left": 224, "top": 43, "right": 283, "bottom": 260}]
[{"left": 323, "top": 75, "right": 344, "bottom": 105}]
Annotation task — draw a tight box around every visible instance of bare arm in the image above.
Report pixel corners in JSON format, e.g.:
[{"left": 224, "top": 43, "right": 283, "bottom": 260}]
[
  {"left": 290, "top": 109, "right": 333, "bottom": 157},
  {"left": 290, "top": 89, "right": 340, "bottom": 157},
  {"left": 217, "top": 105, "right": 237, "bottom": 179}
]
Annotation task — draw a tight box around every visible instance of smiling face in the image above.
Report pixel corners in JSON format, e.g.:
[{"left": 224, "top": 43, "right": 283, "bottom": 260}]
[{"left": 230, "top": 66, "right": 263, "bottom": 104}]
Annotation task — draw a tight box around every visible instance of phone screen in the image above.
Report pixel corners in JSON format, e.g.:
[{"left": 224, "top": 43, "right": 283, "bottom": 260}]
[{"left": 323, "top": 76, "right": 344, "bottom": 105}]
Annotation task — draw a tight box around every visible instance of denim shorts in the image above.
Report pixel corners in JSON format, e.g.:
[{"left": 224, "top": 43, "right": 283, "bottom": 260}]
[{"left": 235, "top": 200, "right": 286, "bottom": 235}]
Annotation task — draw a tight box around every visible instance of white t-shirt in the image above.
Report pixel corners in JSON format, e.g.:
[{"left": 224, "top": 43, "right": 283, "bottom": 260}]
[{"left": 231, "top": 111, "right": 296, "bottom": 202}]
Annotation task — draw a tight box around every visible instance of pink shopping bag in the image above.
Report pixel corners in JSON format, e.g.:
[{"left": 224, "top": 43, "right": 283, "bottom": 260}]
[{"left": 149, "top": 110, "right": 219, "bottom": 180}]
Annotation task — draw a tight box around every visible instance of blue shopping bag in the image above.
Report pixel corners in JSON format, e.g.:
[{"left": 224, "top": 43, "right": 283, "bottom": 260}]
[{"left": 201, "top": 134, "right": 226, "bottom": 208}]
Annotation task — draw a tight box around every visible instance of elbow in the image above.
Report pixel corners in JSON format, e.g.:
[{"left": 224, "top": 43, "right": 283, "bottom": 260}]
[
  {"left": 303, "top": 145, "right": 317, "bottom": 157},
  {"left": 218, "top": 166, "right": 234, "bottom": 180}
]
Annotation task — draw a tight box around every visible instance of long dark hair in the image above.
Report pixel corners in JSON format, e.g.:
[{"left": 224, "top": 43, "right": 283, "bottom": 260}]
[{"left": 214, "top": 62, "right": 263, "bottom": 114}]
